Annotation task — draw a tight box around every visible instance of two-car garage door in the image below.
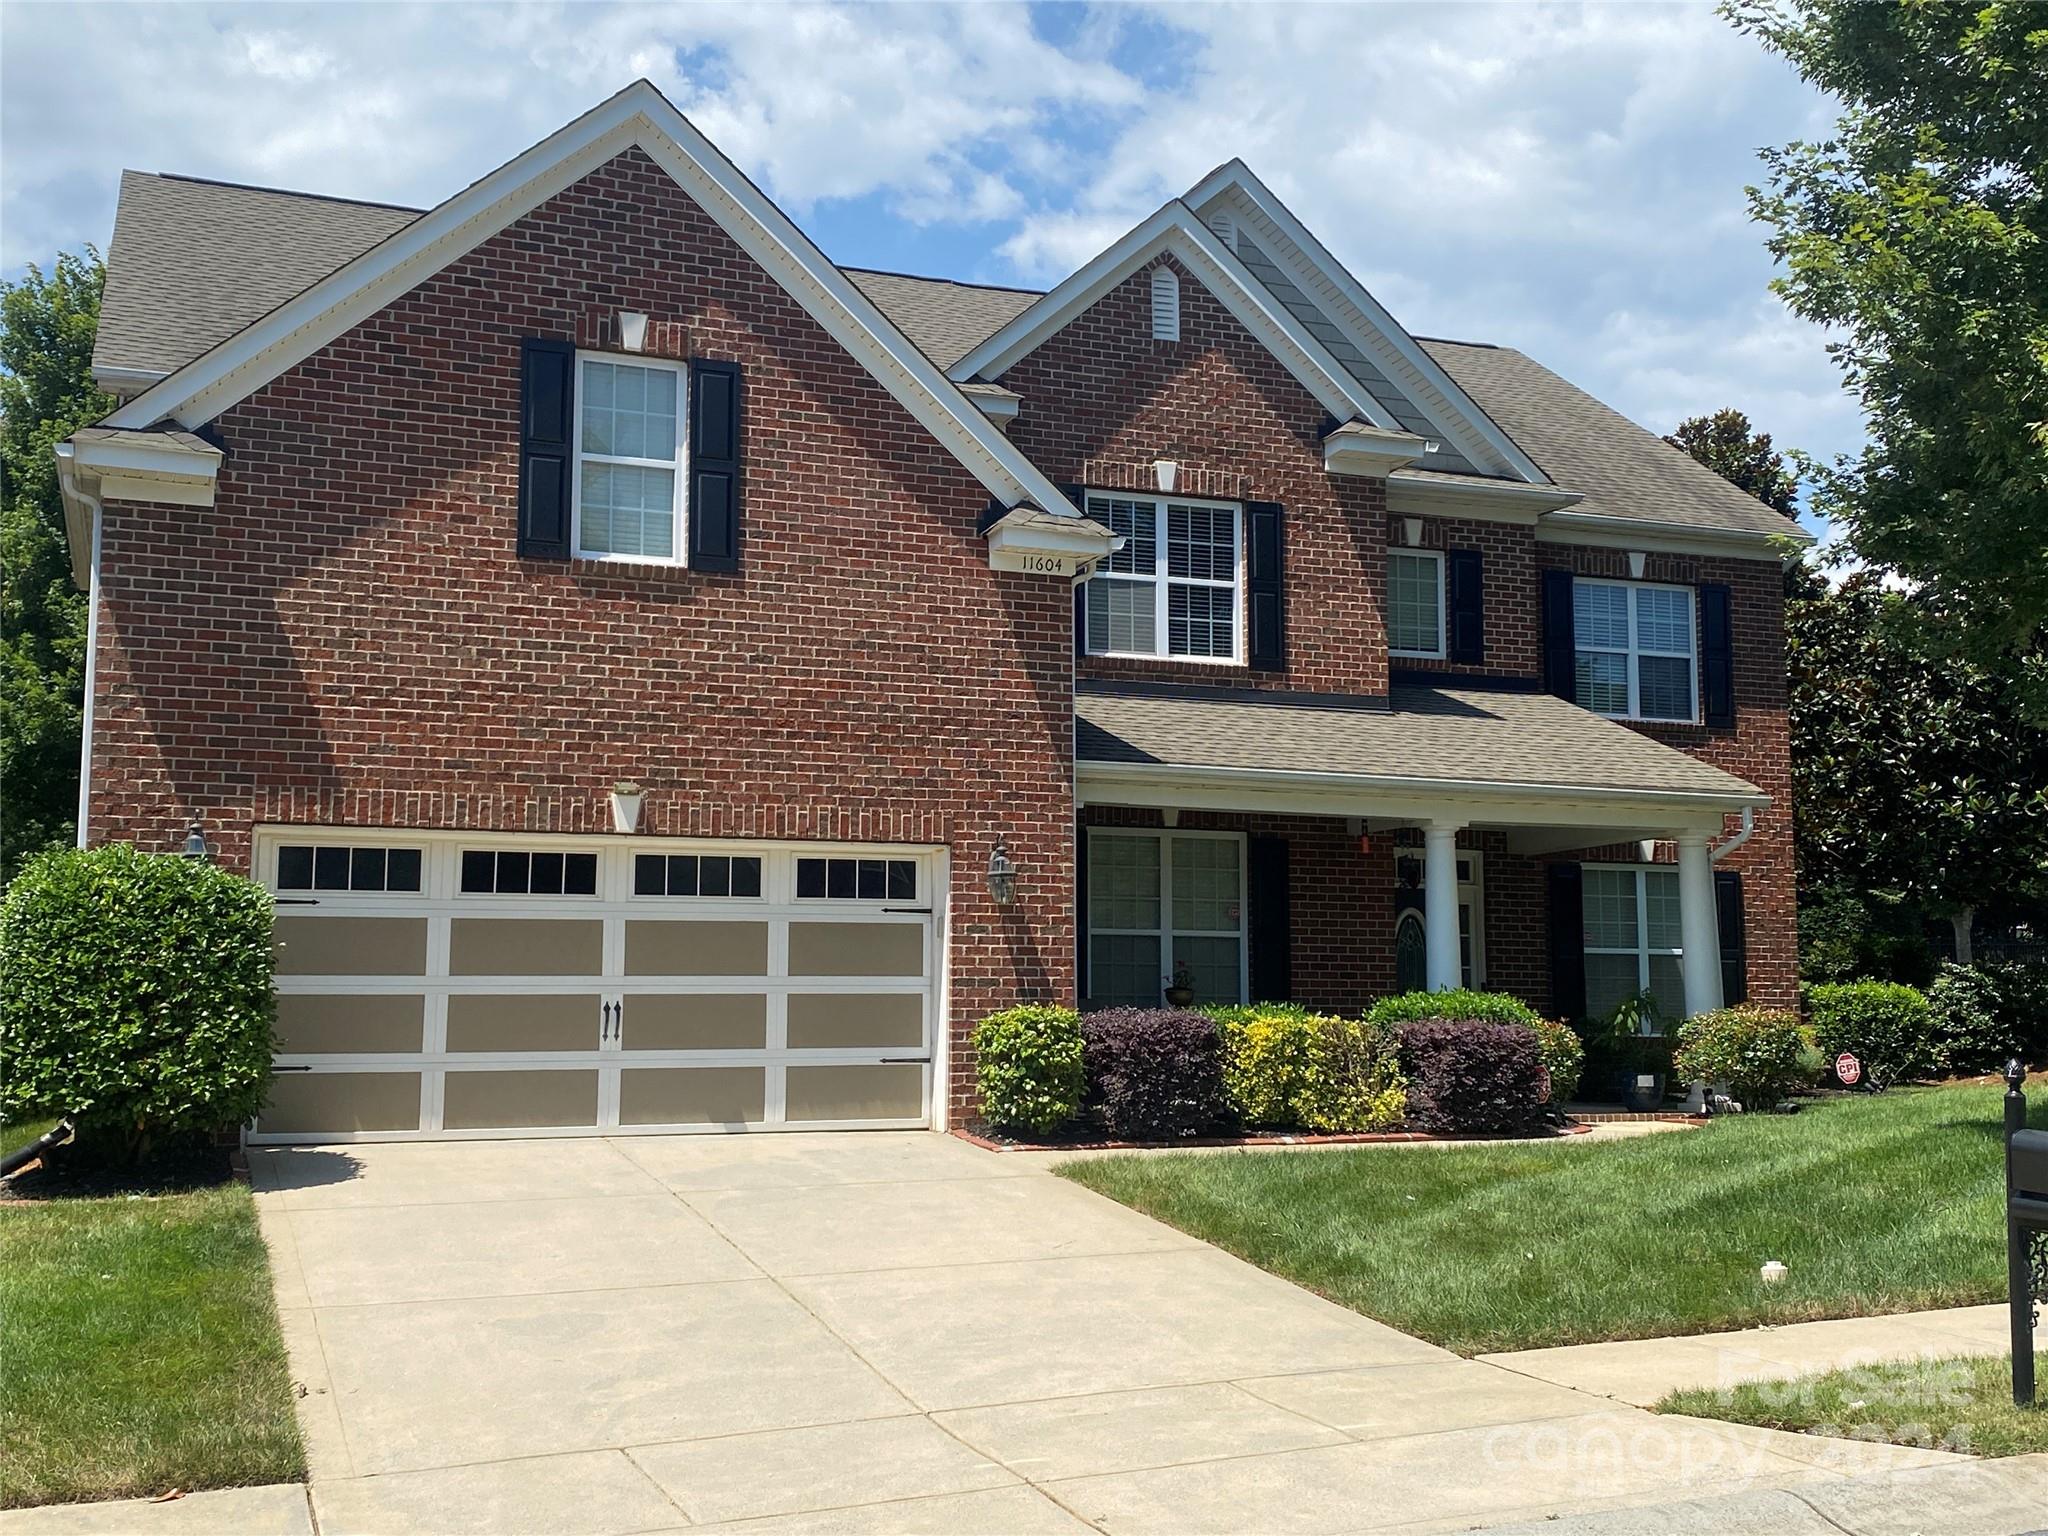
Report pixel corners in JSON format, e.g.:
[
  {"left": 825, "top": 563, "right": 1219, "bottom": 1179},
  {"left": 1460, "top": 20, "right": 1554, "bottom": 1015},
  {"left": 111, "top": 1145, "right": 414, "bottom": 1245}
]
[{"left": 252, "top": 830, "right": 942, "bottom": 1143}]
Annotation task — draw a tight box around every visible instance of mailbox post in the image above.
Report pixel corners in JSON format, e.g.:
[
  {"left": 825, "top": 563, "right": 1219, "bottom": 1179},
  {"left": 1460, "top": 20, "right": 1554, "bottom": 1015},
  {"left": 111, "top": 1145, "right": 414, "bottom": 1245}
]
[{"left": 2006, "top": 1059, "right": 2046, "bottom": 1406}]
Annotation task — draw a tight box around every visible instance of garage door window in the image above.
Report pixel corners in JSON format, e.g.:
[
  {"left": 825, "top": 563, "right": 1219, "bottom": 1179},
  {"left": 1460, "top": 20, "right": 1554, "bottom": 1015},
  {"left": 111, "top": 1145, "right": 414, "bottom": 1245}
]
[
  {"left": 634, "top": 854, "right": 763, "bottom": 898},
  {"left": 278, "top": 845, "right": 422, "bottom": 893},
  {"left": 796, "top": 857, "right": 916, "bottom": 901},
  {"left": 459, "top": 848, "right": 599, "bottom": 896}
]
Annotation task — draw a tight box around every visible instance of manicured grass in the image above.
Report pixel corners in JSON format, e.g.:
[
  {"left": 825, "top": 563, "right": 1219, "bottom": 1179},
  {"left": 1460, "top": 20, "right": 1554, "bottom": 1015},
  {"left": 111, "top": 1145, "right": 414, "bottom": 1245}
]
[
  {"left": 1661, "top": 1352, "right": 2048, "bottom": 1458},
  {"left": 0, "top": 1179, "right": 304, "bottom": 1508},
  {"left": 1059, "top": 1082, "right": 2044, "bottom": 1355}
]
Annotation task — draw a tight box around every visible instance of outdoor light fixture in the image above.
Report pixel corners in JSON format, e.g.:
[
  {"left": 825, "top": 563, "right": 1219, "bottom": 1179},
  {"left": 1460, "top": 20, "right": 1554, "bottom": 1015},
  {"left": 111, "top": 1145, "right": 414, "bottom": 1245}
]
[
  {"left": 181, "top": 820, "right": 210, "bottom": 861},
  {"left": 986, "top": 841, "right": 1018, "bottom": 907}
]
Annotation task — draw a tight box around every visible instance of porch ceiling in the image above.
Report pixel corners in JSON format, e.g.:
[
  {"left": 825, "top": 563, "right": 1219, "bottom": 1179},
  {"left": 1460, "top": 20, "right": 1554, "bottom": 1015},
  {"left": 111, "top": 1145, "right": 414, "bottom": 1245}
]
[{"left": 1074, "top": 681, "right": 1766, "bottom": 831}]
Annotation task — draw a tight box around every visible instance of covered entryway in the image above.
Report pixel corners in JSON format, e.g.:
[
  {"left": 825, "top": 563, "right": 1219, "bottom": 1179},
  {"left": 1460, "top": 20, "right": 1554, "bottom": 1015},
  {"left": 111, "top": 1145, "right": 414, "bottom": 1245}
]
[{"left": 252, "top": 830, "right": 944, "bottom": 1142}]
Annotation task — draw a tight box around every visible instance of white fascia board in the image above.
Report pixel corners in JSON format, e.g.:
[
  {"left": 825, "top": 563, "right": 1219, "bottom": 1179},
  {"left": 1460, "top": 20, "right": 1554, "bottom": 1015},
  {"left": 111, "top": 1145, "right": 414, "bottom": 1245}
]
[
  {"left": 1076, "top": 757, "right": 1763, "bottom": 829},
  {"left": 1323, "top": 421, "right": 1430, "bottom": 478},
  {"left": 949, "top": 202, "right": 1397, "bottom": 431},
  {"left": 986, "top": 511, "right": 1120, "bottom": 576},
  {"left": 1536, "top": 509, "right": 1813, "bottom": 561},
  {"left": 93, "top": 363, "right": 169, "bottom": 397},
  {"left": 53, "top": 443, "right": 97, "bottom": 591},
  {"left": 72, "top": 433, "right": 223, "bottom": 483},
  {"left": 1385, "top": 470, "right": 1581, "bottom": 522},
  {"left": 1186, "top": 163, "right": 1549, "bottom": 485},
  {"left": 104, "top": 81, "right": 1075, "bottom": 521}
]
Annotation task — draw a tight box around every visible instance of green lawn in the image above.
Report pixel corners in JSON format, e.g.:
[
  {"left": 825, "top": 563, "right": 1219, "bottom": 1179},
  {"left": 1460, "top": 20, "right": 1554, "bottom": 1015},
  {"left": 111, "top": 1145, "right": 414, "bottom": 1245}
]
[
  {"left": 0, "top": 1151, "right": 304, "bottom": 1508},
  {"left": 1059, "top": 1082, "right": 2044, "bottom": 1355},
  {"left": 1662, "top": 1352, "right": 2048, "bottom": 1458}
]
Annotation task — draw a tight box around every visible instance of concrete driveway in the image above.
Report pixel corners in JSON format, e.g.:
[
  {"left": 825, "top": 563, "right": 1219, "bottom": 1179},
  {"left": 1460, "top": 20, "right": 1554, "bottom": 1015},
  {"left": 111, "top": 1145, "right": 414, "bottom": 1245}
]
[{"left": 252, "top": 1132, "right": 1959, "bottom": 1535}]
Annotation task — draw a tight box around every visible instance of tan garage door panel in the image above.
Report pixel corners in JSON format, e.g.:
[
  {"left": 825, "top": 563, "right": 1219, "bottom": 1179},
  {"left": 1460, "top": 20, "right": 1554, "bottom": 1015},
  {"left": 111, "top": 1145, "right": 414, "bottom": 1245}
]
[
  {"left": 449, "top": 919, "right": 603, "bottom": 977},
  {"left": 443, "top": 1070, "right": 600, "bottom": 1130},
  {"left": 262, "top": 1072, "right": 422, "bottom": 1134},
  {"left": 787, "top": 922, "right": 923, "bottom": 977},
  {"left": 786, "top": 992, "right": 922, "bottom": 1049},
  {"left": 275, "top": 917, "right": 428, "bottom": 976},
  {"left": 618, "top": 1067, "right": 766, "bottom": 1126},
  {"left": 624, "top": 921, "right": 769, "bottom": 976},
  {"left": 785, "top": 1064, "right": 924, "bottom": 1122},
  {"left": 275, "top": 994, "right": 424, "bottom": 1055},
  {"left": 446, "top": 994, "right": 602, "bottom": 1053},
  {"left": 621, "top": 994, "right": 767, "bottom": 1051}
]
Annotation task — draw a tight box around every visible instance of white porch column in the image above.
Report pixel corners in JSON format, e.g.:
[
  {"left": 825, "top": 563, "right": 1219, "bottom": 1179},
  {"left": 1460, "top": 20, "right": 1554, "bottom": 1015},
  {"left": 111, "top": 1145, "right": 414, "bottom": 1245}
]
[
  {"left": 1423, "top": 822, "right": 1462, "bottom": 991},
  {"left": 1677, "top": 834, "right": 1724, "bottom": 1018}
]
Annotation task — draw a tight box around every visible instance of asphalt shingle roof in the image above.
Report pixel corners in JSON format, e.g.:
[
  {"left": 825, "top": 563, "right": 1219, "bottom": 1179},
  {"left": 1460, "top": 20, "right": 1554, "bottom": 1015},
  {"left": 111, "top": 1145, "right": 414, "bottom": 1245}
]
[
  {"left": 1076, "top": 681, "right": 1765, "bottom": 801},
  {"left": 88, "top": 173, "right": 1797, "bottom": 543}
]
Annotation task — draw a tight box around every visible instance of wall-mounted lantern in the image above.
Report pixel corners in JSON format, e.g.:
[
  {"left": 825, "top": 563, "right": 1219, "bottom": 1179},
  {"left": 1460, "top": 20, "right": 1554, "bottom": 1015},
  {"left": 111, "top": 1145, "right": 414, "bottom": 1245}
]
[
  {"left": 987, "top": 841, "right": 1019, "bottom": 907},
  {"left": 181, "top": 819, "right": 210, "bottom": 862}
]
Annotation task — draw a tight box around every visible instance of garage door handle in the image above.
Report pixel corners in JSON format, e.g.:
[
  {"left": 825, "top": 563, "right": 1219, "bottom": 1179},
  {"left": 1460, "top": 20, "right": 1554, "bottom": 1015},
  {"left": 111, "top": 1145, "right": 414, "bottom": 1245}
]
[
  {"left": 881, "top": 1056, "right": 930, "bottom": 1065},
  {"left": 882, "top": 907, "right": 931, "bottom": 915},
  {"left": 274, "top": 1065, "right": 312, "bottom": 1073}
]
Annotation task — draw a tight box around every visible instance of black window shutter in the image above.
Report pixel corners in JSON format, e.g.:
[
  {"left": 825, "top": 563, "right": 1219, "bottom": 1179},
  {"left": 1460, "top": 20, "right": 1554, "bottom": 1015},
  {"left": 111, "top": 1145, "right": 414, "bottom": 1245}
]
[
  {"left": 1247, "top": 834, "right": 1291, "bottom": 1002},
  {"left": 1074, "top": 822, "right": 1090, "bottom": 1004},
  {"left": 1448, "top": 549, "right": 1485, "bottom": 666},
  {"left": 1547, "top": 862, "right": 1586, "bottom": 1020},
  {"left": 1715, "top": 869, "right": 1747, "bottom": 1005},
  {"left": 1066, "top": 484, "right": 1088, "bottom": 658},
  {"left": 688, "top": 359, "right": 742, "bottom": 572},
  {"left": 1246, "top": 500, "right": 1285, "bottom": 671},
  {"left": 1541, "top": 568, "right": 1576, "bottom": 702},
  {"left": 1700, "top": 582, "right": 1735, "bottom": 728},
  {"left": 518, "top": 338, "right": 574, "bottom": 559}
]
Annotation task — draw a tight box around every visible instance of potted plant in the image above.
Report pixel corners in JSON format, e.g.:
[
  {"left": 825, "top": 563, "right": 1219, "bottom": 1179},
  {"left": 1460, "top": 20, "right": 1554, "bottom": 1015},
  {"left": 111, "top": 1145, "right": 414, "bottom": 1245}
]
[
  {"left": 1604, "top": 991, "right": 1670, "bottom": 1109},
  {"left": 1163, "top": 960, "right": 1196, "bottom": 1008}
]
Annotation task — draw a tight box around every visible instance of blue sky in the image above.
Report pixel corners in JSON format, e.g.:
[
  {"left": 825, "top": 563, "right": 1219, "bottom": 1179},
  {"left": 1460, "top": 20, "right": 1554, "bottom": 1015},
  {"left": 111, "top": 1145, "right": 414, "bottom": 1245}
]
[{"left": 2, "top": 2, "right": 1856, "bottom": 528}]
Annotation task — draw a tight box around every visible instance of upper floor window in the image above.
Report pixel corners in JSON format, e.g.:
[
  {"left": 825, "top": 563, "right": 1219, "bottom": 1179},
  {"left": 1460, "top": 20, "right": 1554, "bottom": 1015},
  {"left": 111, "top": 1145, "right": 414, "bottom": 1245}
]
[
  {"left": 1083, "top": 494, "right": 1241, "bottom": 661},
  {"left": 1573, "top": 578, "right": 1695, "bottom": 723},
  {"left": 1387, "top": 549, "right": 1445, "bottom": 659},
  {"left": 574, "top": 355, "right": 685, "bottom": 563}
]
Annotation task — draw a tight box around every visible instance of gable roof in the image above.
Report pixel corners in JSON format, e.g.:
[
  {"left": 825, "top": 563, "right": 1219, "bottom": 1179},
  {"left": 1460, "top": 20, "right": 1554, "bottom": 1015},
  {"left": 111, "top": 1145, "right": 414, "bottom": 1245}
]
[
  {"left": 1420, "top": 340, "right": 1803, "bottom": 542},
  {"left": 842, "top": 269, "right": 1039, "bottom": 371},
  {"left": 93, "top": 172, "right": 417, "bottom": 392},
  {"left": 97, "top": 80, "right": 1076, "bottom": 521},
  {"left": 949, "top": 200, "right": 1403, "bottom": 430}
]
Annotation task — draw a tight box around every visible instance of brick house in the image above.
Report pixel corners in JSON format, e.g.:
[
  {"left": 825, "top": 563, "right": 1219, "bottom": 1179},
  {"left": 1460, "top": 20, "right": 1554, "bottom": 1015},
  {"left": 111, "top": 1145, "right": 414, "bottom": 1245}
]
[{"left": 56, "top": 82, "right": 1806, "bottom": 1142}]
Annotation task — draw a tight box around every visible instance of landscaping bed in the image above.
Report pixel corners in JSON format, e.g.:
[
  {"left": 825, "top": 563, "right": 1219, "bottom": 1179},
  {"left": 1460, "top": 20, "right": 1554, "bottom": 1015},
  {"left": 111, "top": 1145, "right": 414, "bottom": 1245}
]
[
  {"left": 954, "top": 1121, "right": 1596, "bottom": 1153},
  {"left": 1660, "top": 1352, "right": 2048, "bottom": 1458},
  {"left": 1059, "top": 1080, "right": 2044, "bottom": 1356}
]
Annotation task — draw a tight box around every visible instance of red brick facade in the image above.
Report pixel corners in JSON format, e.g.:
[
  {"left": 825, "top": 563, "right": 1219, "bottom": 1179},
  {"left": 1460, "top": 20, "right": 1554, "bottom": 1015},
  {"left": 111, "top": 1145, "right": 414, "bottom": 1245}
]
[{"left": 85, "top": 151, "right": 1798, "bottom": 1128}]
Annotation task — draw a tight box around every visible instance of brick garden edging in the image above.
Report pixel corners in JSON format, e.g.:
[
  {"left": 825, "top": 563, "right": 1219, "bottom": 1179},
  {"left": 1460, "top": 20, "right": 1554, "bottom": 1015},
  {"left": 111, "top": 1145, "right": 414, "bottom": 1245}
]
[{"left": 951, "top": 1121, "right": 1600, "bottom": 1154}]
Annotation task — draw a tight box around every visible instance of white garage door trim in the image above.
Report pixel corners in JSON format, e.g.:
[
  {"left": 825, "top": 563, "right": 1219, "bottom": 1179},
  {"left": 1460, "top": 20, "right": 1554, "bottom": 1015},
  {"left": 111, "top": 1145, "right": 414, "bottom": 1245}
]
[{"left": 248, "top": 827, "right": 951, "bottom": 1144}]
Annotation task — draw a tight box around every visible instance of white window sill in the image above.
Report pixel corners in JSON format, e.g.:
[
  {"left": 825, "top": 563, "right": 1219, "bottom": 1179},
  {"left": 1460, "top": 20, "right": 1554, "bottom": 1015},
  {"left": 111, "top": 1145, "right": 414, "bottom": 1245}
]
[
  {"left": 1086, "top": 651, "right": 1246, "bottom": 667},
  {"left": 1390, "top": 648, "right": 1446, "bottom": 662},
  {"left": 574, "top": 552, "right": 689, "bottom": 570},
  {"left": 1594, "top": 711, "right": 1699, "bottom": 727}
]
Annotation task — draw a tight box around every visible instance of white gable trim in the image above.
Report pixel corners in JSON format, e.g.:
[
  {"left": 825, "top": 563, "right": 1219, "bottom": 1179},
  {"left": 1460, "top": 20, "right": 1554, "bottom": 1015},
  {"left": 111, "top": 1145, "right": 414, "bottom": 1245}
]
[
  {"left": 949, "top": 202, "right": 1400, "bottom": 431},
  {"left": 103, "top": 81, "right": 1075, "bottom": 520},
  {"left": 1185, "top": 163, "right": 1548, "bottom": 485}
]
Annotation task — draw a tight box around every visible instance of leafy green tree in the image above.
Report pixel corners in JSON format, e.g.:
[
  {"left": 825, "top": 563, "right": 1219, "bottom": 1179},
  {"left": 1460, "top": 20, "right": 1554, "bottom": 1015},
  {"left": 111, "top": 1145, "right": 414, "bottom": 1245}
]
[
  {"left": 1786, "top": 562, "right": 2048, "bottom": 963},
  {"left": 1729, "top": 1, "right": 2048, "bottom": 705},
  {"left": 1, "top": 252, "right": 113, "bottom": 879},
  {"left": 1664, "top": 408, "right": 1800, "bottom": 518}
]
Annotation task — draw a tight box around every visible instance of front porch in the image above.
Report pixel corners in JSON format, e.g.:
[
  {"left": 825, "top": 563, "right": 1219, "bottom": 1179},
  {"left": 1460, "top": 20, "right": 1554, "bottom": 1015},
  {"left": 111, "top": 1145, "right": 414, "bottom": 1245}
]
[{"left": 1073, "top": 680, "right": 1772, "bottom": 1025}]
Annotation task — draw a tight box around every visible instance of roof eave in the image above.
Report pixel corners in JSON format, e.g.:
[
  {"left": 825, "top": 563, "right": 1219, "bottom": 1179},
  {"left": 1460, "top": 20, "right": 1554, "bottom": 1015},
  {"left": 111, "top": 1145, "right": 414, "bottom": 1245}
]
[{"left": 1536, "top": 508, "right": 1814, "bottom": 560}]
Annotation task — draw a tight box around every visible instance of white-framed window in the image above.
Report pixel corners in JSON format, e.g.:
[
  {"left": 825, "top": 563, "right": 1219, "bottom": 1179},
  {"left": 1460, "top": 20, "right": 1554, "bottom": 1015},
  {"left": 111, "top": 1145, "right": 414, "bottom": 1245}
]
[
  {"left": 1573, "top": 578, "right": 1697, "bottom": 723},
  {"left": 1388, "top": 548, "right": 1445, "bottom": 659},
  {"left": 1083, "top": 494, "right": 1242, "bottom": 661},
  {"left": 572, "top": 353, "right": 686, "bottom": 563},
  {"left": 1582, "top": 864, "right": 1684, "bottom": 1027},
  {"left": 1086, "top": 830, "right": 1246, "bottom": 1007}
]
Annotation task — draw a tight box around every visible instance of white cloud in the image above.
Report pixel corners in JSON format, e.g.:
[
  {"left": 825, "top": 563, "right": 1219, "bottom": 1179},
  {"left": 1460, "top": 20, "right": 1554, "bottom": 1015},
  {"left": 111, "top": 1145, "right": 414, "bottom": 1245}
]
[{"left": 0, "top": 0, "right": 1862, "bottom": 466}]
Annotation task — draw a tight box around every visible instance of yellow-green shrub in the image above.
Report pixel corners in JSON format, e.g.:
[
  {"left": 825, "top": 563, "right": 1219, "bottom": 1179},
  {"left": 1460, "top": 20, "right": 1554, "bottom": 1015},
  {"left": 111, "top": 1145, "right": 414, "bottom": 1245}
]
[{"left": 1209, "top": 1005, "right": 1405, "bottom": 1133}]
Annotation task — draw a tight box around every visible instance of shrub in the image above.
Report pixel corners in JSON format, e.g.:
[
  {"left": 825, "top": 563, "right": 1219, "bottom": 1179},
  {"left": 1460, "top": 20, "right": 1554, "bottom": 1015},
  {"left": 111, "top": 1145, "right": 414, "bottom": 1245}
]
[
  {"left": 1396, "top": 1018, "right": 1545, "bottom": 1136},
  {"left": 1805, "top": 980, "right": 1938, "bottom": 1089},
  {"left": 1209, "top": 1005, "right": 1405, "bottom": 1132},
  {"left": 1527, "top": 1017, "right": 1586, "bottom": 1105},
  {"left": 1, "top": 844, "right": 276, "bottom": 1160},
  {"left": 974, "top": 1006, "right": 1084, "bottom": 1135},
  {"left": 1671, "top": 1006, "right": 1815, "bottom": 1109},
  {"left": 1080, "top": 1008, "right": 1231, "bottom": 1140},
  {"left": 1366, "top": 988, "right": 1541, "bottom": 1029},
  {"left": 1926, "top": 964, "right": 2023, "bottom": 1076}
]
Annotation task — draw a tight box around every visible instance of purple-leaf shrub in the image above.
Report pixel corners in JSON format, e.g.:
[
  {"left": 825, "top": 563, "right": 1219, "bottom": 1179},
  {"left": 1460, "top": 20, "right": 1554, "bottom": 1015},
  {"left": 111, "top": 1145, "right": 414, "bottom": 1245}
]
[
  {"left": 1397, "top": 1018, "right": 1546, "bottom": 1136},
  {"left": 1080, "top": 1008, "right": 1232, "bottom": 1140}
]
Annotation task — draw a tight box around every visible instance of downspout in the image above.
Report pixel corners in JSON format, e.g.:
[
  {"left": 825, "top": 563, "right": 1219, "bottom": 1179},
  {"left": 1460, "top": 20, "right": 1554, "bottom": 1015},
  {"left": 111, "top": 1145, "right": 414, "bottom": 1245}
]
[
  {"left": 1710, "top": 806, "right": 1754, "bottom": 862},
  {"left": 75, "top": 499, "right": 103, "bottom": 847}
]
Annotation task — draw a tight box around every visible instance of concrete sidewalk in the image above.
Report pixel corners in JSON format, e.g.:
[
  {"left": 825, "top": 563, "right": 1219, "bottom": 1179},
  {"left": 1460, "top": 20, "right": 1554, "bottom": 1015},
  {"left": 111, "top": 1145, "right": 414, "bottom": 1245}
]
[{"left": 1481, "top": 1304, "right": 2014, "bottom": 1407}]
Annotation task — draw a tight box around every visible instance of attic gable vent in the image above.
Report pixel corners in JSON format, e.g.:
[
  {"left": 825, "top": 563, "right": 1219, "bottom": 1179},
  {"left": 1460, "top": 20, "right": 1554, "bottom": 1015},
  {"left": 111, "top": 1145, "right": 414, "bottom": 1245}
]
[
  {"left": 1150, "top": 266, "right": 1181, "bottom": 342},
  {"left": 1206, "top": 211, "right": 1236, "bottom": 250}
]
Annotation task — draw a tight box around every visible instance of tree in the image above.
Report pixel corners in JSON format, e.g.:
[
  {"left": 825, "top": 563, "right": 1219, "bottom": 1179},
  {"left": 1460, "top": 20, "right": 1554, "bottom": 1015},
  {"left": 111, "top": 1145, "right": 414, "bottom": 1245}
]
[
  {"left": 1, "top": 252, "right": 113, "bottom": 880},
  {"left": 1729, "top": 1, "right": 2048, "bottom": 707},
  {"left": 1664, "top": 408, "right": 1800, "bottom": 518},
  {"left": 1786, "top": 562, "right": 2048, "bottom": 964}
]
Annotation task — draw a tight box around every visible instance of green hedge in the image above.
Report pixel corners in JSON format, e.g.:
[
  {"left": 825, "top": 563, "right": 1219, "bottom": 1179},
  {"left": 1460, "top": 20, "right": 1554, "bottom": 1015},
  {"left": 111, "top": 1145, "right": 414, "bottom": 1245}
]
[
  {"left": 1672, "top": 1005, "right": 1817, "bottom": 1109},
  {"left": 1527, "top": 1017, "right": 1586, "bottom": 1105},
  {"left": 1364, "top": 988, "right": 1541, "bottom": 1029},
  {"left": 972, "top": 1005, "right": 1084, "bottom": 1135},
  {"left": 1, "top": 844, "right": 276, "bottom": 1159},
  {"left": 1805, "top": 980, "right": 1937, "bottom": 1089}
]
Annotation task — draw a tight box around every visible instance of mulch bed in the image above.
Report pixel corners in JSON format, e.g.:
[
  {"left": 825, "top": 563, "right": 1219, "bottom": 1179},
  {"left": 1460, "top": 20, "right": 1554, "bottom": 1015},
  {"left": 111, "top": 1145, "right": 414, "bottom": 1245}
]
[
  {"left": 0, "top": 1134, "right": 236, "bottom": 1203},
  {"left": 954, "top": 1120, "right": 1599, "bottom": 1154}
]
